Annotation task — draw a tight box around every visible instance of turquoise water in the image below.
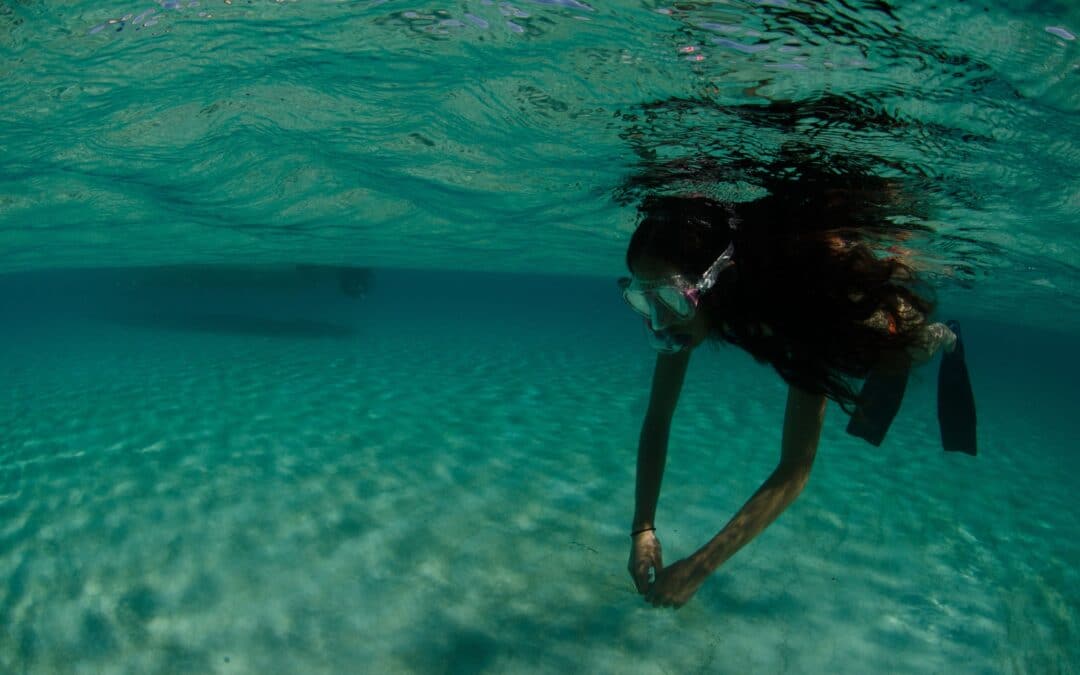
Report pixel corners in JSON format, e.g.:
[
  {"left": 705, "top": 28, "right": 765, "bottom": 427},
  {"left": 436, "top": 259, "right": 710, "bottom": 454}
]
[
  {"left": 0, "top": 271, "right": 1077, "bottom": 673},
  {"left": 2, "top": 0, "right": 1079, "bottom": 672}
]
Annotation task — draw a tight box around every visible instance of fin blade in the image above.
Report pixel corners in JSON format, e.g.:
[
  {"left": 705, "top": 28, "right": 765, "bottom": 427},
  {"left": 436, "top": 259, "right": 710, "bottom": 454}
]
[{"left": 937, "top": 321, "right": 977, "bottom": 455}]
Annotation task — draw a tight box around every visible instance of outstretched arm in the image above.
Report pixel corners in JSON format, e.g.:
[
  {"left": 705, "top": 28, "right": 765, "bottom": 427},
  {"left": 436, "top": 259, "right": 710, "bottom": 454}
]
[
  {"left": 632, "top": 350, "right": 691, "bottom": 532},
  {"left": 646, "top": 385, "right": 826, "bottom": 608},
  {"left": 627, "top": 350, "right": 690, "bottom": 593}
]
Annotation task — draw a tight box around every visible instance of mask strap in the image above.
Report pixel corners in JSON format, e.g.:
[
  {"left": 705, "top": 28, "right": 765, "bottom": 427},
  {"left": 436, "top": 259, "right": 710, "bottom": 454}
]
[{"left": 695, "top": 241, "right": 735, "bottom": 294}]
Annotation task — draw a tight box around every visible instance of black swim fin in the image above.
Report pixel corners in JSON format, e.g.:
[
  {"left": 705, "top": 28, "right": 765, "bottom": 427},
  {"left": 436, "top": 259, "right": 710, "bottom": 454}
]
[
  {"left": 847, "top": 366, "right": 910, "bottom": 447},
  {"left": 937, "top": 320, "right": 977, "bottom": 455}
]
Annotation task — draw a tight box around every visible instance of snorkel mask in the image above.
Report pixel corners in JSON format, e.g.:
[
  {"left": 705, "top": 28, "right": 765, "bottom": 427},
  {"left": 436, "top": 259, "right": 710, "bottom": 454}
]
[{"left": 618, "top": 241, "right": 736, "bottom": 353}]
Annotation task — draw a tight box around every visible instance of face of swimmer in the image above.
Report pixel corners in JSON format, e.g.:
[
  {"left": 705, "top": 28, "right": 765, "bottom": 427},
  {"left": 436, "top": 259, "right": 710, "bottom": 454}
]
[{"left": 628, "top": 256, "right": 710, "bottom": 354}]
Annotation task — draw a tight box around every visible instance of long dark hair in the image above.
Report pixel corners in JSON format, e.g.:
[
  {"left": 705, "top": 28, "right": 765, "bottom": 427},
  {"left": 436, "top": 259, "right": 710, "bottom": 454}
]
[{"left": 626, "top": 161, "right": 936, "bottom": 411}]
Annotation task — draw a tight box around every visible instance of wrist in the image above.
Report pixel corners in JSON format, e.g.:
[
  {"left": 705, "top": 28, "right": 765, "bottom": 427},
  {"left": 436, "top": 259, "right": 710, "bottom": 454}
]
[{"left": 630, "top": 525, "right": 656, "bottom": 537}]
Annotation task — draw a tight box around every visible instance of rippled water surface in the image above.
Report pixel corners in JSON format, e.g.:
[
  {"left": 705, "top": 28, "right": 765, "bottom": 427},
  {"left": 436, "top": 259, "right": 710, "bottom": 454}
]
[{"left": 1, "top": 0, "right": 1078, "bottom": 326}]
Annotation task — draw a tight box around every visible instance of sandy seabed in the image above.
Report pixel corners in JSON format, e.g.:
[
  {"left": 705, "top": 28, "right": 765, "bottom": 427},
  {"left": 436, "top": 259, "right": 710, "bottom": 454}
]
[{"left": 0, "top": 297, "right": 1076, "bottom": 674}]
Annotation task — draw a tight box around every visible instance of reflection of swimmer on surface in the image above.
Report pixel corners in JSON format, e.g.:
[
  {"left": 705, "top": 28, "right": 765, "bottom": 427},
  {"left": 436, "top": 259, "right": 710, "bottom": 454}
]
[{"left": 619, "top": 149, "right": 977, "bottom": 610}]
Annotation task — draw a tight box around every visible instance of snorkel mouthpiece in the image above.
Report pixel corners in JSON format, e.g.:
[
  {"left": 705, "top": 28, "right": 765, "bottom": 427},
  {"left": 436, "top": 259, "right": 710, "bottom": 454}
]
[{"left": 646, "top": 325, "right": 693, "bottom": 353}]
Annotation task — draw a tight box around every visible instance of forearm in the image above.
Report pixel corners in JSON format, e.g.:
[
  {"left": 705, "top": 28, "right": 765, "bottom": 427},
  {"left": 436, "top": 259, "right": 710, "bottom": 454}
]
[
  {"left": 632, "top": 352, "right": 690, "bottom": 532},
  {"left": 692, "top": 464, "right": 811, "bottom": 572},
  {"left": 695, "top": 387, "right": 824, "bottom": 574},
  {"left": 632, "top": 420, "right": 670, "bottom": 530}
]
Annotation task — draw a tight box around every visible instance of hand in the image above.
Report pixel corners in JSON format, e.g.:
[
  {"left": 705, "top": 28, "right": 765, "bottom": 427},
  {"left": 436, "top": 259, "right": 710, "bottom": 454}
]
[
  {"left": 645, "top": 556, "right": 707, "bottom": 609},
  {"left": 627, "top": 530, "right": 663, "bottom": 595}
]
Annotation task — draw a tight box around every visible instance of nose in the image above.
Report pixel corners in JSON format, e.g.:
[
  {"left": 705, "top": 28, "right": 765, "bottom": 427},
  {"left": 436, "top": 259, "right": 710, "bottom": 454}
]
[{"left": 649, "top": 302, "right": 675, "bottom": 330}]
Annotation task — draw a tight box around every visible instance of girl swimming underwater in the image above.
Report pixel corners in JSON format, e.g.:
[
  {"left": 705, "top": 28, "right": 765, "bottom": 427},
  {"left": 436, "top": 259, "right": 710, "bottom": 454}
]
[{"left": 621, "top": 160, "right": 976, "bottom": 609}]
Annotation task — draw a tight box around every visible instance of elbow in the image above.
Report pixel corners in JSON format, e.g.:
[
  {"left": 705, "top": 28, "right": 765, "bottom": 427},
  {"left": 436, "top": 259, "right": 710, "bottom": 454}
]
[
  {"left": 777, "top": 460, "right": 814, "bottom": 494},
  {"left": 792, "top": 465, "right": 813, "bottom": 493}
]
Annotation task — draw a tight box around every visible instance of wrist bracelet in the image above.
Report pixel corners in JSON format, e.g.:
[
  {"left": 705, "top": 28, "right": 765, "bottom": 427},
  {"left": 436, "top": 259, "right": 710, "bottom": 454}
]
[{"left": 630, "top": 526, "right": 656, "bottom": 537}]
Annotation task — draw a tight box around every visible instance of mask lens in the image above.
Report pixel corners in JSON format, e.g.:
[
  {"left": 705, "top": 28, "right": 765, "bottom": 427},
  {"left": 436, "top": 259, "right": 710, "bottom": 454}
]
[
  {"left": 656, "top": 286, "right": 693, "bottom": 318},
  {"left": 623, "top": 289, "right": 653, "bottom": 317}
]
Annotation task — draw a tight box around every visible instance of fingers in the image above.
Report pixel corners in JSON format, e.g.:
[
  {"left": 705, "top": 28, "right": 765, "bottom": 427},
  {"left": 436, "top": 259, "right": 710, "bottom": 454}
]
[
  {"left": 642, "top": 552, "right": 662, "bottom": 594},
  {"left": 643, "top": 567, "right": 685, "bottom": 609},
  {"left": 644, "top": 587, "right": 665, "bottom": 607},
  {"left": 631, "top": 561, "right": 653, "bottom": 594},
  {"left": 644, "top": 586, "right": 682, "bottom": 609},
  {"left": 628, "top": 541, "right": 663, "bottom": 595}
]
